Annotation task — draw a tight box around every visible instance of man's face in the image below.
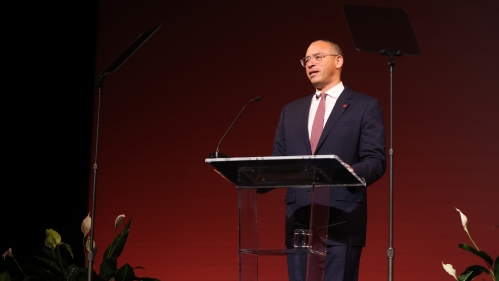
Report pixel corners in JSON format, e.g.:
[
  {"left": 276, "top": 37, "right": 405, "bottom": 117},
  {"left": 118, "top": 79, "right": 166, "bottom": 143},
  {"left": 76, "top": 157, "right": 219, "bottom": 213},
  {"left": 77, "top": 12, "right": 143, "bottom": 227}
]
[{"left": 304, "top": 41, "right": 343, "bottom": 91}]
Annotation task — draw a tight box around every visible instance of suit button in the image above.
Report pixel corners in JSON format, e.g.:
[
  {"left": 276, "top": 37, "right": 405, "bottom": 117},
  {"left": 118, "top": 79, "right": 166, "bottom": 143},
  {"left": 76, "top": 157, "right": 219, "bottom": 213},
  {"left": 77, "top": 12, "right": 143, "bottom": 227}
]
[{"left": 308, "top": 190, "right": 311, "bottom": 193}]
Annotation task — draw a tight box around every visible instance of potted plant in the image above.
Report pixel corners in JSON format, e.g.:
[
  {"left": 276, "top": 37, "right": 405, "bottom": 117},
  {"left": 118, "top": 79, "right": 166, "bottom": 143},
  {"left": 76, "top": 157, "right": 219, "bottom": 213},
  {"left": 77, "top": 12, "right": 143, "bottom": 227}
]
[
  {"left": 1, "top": 214, "right": 158, "bottom": 281},
  {"left": 442, "top": 208, "right": 498, "bottom": 281}
]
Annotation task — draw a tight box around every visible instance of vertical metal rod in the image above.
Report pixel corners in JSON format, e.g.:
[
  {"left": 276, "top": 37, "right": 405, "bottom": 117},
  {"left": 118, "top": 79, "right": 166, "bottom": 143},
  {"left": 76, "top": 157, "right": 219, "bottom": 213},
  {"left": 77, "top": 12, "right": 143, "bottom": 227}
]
[
  {"left": 238, "top": 188, "right": 243, "bottom": 281},
  {"left": 87, "top": 85, "right": 103, "bottom": 281},
  {"left": 255, "top": 189, "right": 259, "bottom": 281},
  {"left": 387, "top": 58, "right": 395, "bottom": 281}
]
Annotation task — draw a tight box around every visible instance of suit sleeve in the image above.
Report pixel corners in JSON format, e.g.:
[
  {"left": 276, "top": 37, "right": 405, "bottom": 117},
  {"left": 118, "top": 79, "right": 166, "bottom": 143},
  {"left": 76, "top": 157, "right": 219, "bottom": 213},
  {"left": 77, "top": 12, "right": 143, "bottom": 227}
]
[
  {"left": 271, "top": 106, "right": 287, "bottom": 156},
  {"left": 351, "top": 98, "right": 386, "bottom": 186}
]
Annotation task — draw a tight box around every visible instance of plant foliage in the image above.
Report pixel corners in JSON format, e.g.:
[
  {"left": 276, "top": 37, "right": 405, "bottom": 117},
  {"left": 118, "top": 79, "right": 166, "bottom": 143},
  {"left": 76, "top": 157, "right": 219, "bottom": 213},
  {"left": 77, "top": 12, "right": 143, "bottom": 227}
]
[
  {"left": 1, "top": 215, "right": 159, "bottom": 281},
  {"left": 442, "top": 208, "right": 497, "bottom": 281}
]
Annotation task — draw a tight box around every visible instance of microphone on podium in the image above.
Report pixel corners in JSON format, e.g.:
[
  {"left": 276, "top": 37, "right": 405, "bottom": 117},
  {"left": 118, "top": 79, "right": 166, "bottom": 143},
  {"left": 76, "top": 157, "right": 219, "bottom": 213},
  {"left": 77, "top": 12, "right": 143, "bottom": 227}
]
[{"left": 210, "top": 96, "right": 262, "bottom": 158}]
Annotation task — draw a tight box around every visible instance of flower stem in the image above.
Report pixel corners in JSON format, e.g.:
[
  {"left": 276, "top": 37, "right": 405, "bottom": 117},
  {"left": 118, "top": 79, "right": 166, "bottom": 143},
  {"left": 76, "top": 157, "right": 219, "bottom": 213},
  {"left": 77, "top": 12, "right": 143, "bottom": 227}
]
[
  {"left": 465, "top": 229, "right": 480, "bottom": 251},
  {"left": 83, "top": 236, "right": 86, "bottom": 266},
  {"left": 467, "top": 229, "right": 496, "bottom": 280},
  {"left": 12, "top": 255, "right": 26, "bottom": 277},
  {"left": 56, "top": 245, "right": 63, "bottom": 270},
  {"left": 489, "top": 268, "right": 496, "bottom": 281}
]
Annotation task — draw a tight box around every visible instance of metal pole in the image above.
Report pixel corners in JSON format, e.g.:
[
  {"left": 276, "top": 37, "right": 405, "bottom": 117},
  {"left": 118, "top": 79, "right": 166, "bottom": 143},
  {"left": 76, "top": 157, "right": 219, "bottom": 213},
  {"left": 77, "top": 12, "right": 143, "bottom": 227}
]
[
  {"left": 87, "top": 82, "right": 103, "bottom": 281},
  {"left": 387, "top": 58, "right": 395, "bottom": 281},
  {"left": 380, "top": 49, "right": 400, "bottom": 281}
]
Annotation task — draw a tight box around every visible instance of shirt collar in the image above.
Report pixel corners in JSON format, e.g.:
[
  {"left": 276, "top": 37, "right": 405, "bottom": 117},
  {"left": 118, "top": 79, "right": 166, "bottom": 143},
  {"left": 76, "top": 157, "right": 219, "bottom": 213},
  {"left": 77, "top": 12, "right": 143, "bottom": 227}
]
[{"left": 315, "top": 81, "right": 344, "bottom": 99}]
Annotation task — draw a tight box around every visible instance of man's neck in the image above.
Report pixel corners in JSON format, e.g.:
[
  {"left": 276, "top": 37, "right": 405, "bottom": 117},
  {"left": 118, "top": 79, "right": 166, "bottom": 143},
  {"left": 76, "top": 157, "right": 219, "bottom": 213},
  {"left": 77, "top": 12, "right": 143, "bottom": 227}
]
[{"left": 316, "top": 79, "right": 342, "bottom": 93}]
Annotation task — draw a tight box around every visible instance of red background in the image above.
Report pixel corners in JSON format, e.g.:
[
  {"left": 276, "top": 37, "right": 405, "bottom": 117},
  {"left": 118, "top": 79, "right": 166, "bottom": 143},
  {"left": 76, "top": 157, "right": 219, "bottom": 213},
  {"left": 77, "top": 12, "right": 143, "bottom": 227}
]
[{"left": 91, "top": 1, "right": 498, "bottom": 280}]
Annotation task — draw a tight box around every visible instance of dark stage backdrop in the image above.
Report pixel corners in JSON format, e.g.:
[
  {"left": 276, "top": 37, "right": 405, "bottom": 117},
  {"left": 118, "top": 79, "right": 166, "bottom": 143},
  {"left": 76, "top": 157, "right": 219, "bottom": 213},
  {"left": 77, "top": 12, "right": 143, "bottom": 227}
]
[
  {"left": 2, "top": 0, "right": 97, "bottom": 272},
  {"left": 91, "top": 1, "right": 498, "bottom": 280}
]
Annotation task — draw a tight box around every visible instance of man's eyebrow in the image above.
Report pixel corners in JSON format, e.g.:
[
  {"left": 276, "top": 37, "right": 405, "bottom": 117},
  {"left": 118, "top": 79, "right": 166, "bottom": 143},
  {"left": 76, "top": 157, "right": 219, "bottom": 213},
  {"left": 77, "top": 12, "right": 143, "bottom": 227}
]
[{"left": 305, "top": 52, "right": 321, "bottom": 58}]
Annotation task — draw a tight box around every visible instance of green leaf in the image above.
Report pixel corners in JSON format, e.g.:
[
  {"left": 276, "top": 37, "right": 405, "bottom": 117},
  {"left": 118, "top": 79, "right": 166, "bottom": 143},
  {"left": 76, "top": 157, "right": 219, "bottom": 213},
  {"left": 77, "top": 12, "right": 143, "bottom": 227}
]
[
  {"left": 65, "top": 265, "right": 86, "bottom": 281},
  {"left": 458, "top": 244, "right": 494, "bottom": 266},
  {"left": 22, "top": 276, "right": 41, "bottom": 281},
  {"left": 99, "top": 258, "right": 117, "bottom": 281},
  {"left": 58, "top": 243, "right": 74, "bottom": 259},
  {"left": 41, "top": 247, "right": 70, "bottom": 268},
  {"left": 132, "top": 266, "right": 160, "bottom": 281},
  {"left": 65, "top": 268, "right": 103, "bottom": 281},
  {"left": 116, "top": 264, "right": 134, "bottom": 281},
  {"left": 133, "top": 266, "right": 145, "bottom": 270},
  {"left": 0, "top": 271, "right": 11, "bottom": 281},
  {"left": 103, "top": 219, "right": 131, "bottom": 260},
  {"left": 457, "top": 265, "right": 488, "bottom": 281},
  {"left": 86, "top": 269, "right": 106, "bottom": 281},
  {"left": 494, "top": 256, "right": 498, "bottom": 280},
  {"left": 31, "top": 256, "right": 63, "bottom": 276},
  {"left": 33, "top": 267, "right": 59, "bottom": 281}
]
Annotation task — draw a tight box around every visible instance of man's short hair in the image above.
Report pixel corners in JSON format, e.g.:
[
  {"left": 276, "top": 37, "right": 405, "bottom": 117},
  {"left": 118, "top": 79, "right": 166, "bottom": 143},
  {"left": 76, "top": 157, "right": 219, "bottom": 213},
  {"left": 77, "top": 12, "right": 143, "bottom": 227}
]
[{"left": 314, "top": 40, "right": 343, "bottom": 56}]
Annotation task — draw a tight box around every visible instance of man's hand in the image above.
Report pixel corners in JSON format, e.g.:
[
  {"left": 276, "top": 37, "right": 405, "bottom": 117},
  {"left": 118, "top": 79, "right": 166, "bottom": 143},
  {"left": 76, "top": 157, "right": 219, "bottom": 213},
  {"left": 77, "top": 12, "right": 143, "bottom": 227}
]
[{"left": 344, "top": 163, "right": 354, "bottom": 172}]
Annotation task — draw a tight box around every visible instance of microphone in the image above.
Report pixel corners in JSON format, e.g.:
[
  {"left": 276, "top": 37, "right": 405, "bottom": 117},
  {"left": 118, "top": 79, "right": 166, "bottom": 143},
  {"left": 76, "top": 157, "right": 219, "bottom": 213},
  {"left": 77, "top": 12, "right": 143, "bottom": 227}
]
[{"left": 210, "top": 96, "right": 262, "bottom": 158}]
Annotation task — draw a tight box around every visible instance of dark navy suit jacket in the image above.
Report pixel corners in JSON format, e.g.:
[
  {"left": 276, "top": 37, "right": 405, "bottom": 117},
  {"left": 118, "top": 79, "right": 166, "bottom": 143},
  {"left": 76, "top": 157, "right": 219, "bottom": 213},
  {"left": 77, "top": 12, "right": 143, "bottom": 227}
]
[{"left": 272, "top": 86, "right": 386, "bottom": 247}]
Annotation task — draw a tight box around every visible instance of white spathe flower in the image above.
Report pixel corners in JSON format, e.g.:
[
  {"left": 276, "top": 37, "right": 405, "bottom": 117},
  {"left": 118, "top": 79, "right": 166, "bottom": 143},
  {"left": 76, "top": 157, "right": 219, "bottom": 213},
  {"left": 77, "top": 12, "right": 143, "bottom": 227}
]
[
  {"left": 85, "top": 236, "right": 97, "bottom": 253},
  {"left": 115, "top": 214, "right": 126, "bottom": 229},
  {"left": 81, "top": 213, "right": 91, "bottom": 237},
  {"left": 2, "top": 248, "right": 13, "bottom": 260},
  {"left": 455, "top": 207, "right": 469, "bottom": 234},
  {"left": 455, "top": 207, "right": 480, "bottom": 251},
  {"left": 45, "top": 229, "right": 62, "bottom": 250},
  {"left": 442, "top": 261, "right": 458, "bottom": 280}
]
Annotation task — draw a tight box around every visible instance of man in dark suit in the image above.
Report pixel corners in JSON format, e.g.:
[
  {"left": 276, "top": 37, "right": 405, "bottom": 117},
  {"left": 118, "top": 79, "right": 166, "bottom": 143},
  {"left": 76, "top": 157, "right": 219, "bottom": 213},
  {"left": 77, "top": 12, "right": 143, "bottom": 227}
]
[{"left": 272, "top": 40, "right": 386, "bottom": 281}]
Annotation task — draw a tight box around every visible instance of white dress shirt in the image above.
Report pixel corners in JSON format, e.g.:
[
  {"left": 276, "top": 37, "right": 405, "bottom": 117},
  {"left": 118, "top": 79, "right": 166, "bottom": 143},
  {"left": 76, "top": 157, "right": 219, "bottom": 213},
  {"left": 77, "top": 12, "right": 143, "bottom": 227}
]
[{"left": 308, "top": 81, "right": 345, "bottom": 138}]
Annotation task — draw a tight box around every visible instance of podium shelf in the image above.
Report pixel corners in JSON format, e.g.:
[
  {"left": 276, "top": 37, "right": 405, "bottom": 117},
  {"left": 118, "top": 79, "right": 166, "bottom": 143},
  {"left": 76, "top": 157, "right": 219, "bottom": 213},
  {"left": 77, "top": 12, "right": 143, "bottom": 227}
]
[
  {"left": 206, "top": 155, "right": 365, "bottom": 188},
  {"left": 240, "top": 248, "right": 326, "bottom": 257}
]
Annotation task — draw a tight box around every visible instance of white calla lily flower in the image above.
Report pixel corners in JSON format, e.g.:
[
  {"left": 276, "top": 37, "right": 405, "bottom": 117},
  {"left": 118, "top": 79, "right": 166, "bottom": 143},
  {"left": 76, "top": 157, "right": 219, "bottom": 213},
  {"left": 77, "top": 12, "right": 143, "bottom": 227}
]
[
  {"left": 2, "top": 248, "right": 13, "bottom": 260},
  {"left": 455, "top": 207, "right": 469, "bottom": 234},
  {"left": 45, "top": 229, "right": 62, "bottom": 249},
  {"left": 115, "top": 214, "right": 126, "bottom": 229},
  {"left": 455, "top": 207, "right": 480, "bottom": 250},
  {"left": 81, "top": 213, "right": 91, "bottom": 237},
  {"left": 85, "top": 236, "right": 97, "bottom": 253},
  {"left": 442, "top": 262, "right": 458, "bottom": 280}
]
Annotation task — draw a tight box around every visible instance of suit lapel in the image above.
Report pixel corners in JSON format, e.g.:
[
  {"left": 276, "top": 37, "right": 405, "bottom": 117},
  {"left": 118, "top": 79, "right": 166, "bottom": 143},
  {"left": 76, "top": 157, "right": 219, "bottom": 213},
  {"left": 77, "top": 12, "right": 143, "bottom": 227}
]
[{"left": 314, "top": 87, "right": 352, "bottom": 154}]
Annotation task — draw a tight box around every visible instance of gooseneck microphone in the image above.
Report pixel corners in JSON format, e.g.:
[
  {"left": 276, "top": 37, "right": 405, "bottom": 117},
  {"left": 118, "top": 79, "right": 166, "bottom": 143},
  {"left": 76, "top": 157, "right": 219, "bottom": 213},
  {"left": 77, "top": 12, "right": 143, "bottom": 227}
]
[{"left": 210, "top": 96, "right": 262, "bottom": 158}]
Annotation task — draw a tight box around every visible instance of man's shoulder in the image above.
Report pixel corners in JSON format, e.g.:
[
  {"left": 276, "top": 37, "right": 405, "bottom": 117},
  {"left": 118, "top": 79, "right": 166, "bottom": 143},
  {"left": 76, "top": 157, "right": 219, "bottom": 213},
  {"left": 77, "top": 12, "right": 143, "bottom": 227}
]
[
  {"left": 284, "top": 94, "right": 314, "bottom": 107},
  {"left": 344, "top": 86, "right": 377, "bottom": 101},
  {"left": 281, "top": 86, "right": 378, "bottom": 108}
]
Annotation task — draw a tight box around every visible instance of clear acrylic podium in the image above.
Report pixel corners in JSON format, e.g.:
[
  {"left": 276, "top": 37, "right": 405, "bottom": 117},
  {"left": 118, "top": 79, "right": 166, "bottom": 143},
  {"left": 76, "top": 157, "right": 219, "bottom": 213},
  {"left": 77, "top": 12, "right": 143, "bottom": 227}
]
[{"left": 205, "top": 155, "right": 365, "bottom": 281}]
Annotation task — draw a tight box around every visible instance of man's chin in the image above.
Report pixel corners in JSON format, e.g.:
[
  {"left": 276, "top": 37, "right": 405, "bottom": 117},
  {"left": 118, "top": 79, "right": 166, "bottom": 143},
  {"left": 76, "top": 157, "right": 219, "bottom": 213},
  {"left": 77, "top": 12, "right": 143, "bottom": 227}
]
[{"left": 310, "top": 80, "right": 324, "bottom": 90}]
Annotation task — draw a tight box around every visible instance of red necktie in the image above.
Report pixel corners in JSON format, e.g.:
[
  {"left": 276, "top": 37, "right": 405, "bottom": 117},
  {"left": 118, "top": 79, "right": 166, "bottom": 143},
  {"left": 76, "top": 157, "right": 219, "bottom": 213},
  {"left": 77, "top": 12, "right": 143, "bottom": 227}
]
[{"left": 310, "top": 92, "right": 326, "bottom": 154}]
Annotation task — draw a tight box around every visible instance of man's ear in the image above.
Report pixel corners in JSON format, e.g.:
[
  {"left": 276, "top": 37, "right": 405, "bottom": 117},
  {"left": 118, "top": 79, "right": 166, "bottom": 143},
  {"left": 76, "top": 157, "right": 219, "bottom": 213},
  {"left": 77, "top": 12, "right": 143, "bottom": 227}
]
[{"left": 336, "top": 55, "right": 344, "bottom": 69}]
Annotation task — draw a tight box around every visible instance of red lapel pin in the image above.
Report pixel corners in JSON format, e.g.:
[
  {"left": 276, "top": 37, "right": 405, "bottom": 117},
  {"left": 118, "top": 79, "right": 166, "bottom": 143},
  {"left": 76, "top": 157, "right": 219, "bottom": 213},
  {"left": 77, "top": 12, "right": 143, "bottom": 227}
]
[{"left": 343, "top": 104, "right": 348, "bottom": 108}]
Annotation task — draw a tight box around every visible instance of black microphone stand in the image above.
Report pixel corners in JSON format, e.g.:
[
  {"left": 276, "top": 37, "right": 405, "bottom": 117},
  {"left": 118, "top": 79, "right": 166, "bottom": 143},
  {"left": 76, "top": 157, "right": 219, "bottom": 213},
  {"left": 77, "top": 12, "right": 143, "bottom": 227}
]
[
  {"left": 86, "top": 24, "right": 162, "bottom": 281},
  {"left": 210, "top": 96, "right": 261, "bottom": 158}
]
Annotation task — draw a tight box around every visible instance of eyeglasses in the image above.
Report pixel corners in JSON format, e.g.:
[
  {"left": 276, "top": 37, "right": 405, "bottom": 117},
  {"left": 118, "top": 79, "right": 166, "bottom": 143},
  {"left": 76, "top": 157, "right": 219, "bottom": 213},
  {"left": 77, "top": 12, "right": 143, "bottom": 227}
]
[{"left": 300, "top": 53, "right": 339, "bottom": 67}]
